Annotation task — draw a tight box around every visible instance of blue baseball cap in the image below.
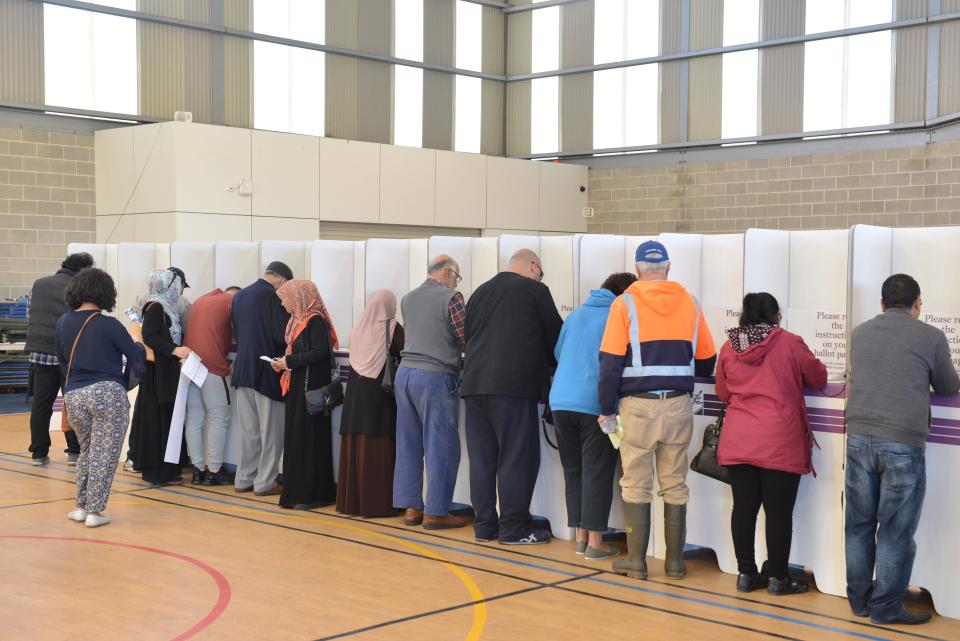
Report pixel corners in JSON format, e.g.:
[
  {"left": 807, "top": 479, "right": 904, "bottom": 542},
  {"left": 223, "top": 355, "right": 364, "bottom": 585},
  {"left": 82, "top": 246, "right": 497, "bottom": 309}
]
[{"left": 635, "top": 240, "right": 669, "bottom": 263}]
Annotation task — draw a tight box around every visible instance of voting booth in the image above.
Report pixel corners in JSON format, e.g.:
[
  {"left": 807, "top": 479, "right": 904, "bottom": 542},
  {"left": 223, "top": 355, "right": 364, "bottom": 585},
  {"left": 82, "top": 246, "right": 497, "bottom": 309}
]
[{"left": 68, "top": 226, "right": 960, "bottom": 619}]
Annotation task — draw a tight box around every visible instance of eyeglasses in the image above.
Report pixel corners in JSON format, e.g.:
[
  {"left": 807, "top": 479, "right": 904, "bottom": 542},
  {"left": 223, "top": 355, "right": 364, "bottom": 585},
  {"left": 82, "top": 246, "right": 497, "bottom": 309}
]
[
  {"left": 449, "top": 269, "right": 462, "bottom": 283},
  {"left": 533, "top": 262, "right": 544, "bottom": 282}
]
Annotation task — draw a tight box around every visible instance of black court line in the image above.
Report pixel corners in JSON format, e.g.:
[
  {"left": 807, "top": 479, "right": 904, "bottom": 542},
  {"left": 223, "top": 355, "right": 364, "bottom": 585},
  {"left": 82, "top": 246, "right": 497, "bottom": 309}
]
[
  {"left": 136, "top": 493, "right": 810, "bottom": 640},
  {"left": 0, "top": 450, "right": 154, "bottom": 489},
  {"left": 555, "top": 584, "right": 809, "bottom": 641},
  {"left": 0, "top": 496, "right": 75, "bottom": 510},
  {"left": 314, "top": 572, "right": 599, "bottom": 641},
  {"left": 133, "top": 493, "right": 553, "bottom": 587},
  {"left": 180, "top": 484, "right": 942, "bottom": 641}
]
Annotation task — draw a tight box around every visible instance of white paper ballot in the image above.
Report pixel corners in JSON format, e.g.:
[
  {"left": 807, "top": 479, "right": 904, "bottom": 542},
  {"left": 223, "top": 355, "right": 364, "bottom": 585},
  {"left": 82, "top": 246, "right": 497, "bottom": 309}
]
[
  {"left": 181, "top": 351, "right": 208, "bottom": 387},
  {"left": 259, "top": 355, "right": 275, "bottom": 363},
  {"left": 164, "top": 374, "right": 191, "bottom": 464}
]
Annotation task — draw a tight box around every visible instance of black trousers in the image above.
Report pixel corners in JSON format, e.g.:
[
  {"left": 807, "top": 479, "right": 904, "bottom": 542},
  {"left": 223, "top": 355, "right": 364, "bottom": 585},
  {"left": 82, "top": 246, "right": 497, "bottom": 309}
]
[
  {"left": 464, "top": 394, "right": 540, "bottom": 541},
  {"left": 553, "top": 410, "right": 618, "bottom": 531},
  {"left": 29, "top": 363, "right": 80, "bottom": 459},
  {"left": 728, "top": 463, "right": 801, "bottom": 579}
]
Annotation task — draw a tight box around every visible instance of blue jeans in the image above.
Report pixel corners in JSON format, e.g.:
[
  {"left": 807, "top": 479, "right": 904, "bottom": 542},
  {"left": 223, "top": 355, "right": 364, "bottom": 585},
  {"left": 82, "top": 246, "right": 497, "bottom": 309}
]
[
  {"left": 844, "top": 434, "right": 926, "bottom": 621},
  {"left": 392, "top": 367, "right": 461, "bottom": 517}
]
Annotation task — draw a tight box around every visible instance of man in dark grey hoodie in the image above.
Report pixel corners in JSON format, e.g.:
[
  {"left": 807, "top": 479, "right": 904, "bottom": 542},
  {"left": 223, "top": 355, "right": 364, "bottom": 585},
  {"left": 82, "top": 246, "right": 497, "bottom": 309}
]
[{"left": 845, "top": 273, "right": 960, "bottom": 625}]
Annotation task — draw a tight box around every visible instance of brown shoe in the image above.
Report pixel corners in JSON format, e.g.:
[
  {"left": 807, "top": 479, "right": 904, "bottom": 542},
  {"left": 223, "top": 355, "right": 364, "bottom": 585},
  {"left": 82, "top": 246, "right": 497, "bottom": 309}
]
[
  {"left": 254, "top": 484, "right": 283, "bottom": 497},
  {"left": 235, "top": 485, "right": 254, "bottom": 493},
  {"left": 403, "top": 508, "right": 424, "bottom": 526},
  {"left": 423, "top": 514, "right": 467, "bottom": 530}
]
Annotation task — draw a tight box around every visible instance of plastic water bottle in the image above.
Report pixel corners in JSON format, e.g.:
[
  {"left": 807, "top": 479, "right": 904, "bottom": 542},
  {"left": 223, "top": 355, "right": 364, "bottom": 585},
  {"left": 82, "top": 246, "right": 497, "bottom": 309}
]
[
  {"left": 124, "top": 306, "right": 142, "bottom": 323},
  {"left": 600, "top": 416, "right": 618, "bottom": 434}
]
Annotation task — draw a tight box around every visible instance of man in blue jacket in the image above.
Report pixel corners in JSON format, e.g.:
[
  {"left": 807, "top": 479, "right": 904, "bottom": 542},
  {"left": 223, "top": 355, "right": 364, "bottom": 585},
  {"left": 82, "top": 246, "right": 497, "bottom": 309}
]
[
  {"left": 550, "top": 272, "right": 635, "bottom": 561},
  {"left": 231, "top": 262, "right": 293, "bottom": 496}
]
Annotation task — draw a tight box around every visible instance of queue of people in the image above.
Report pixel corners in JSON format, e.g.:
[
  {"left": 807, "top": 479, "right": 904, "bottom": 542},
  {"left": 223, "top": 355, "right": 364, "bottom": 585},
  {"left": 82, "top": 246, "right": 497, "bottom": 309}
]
[{"left": 29, "top": 244, "right": 959, "bottom": 624}]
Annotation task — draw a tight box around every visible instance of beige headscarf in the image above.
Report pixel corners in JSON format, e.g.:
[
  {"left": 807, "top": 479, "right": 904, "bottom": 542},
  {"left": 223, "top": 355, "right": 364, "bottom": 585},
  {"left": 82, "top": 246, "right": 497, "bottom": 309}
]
[{"left": 349, "top": 289, "right": 397, "bottom": 379}]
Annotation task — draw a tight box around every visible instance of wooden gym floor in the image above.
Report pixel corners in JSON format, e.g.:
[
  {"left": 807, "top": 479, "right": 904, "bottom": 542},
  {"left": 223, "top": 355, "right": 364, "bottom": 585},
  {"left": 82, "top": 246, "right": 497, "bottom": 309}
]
[{"left": 1, "top": 413, "right": 958, "bottom": 641}]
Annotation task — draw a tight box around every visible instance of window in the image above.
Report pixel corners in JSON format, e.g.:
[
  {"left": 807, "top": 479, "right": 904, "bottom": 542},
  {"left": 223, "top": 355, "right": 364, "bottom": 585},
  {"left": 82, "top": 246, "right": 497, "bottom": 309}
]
[
  {"left": 43, "top": 0, "right": 137, "bottom": 114},
  {"left": 803, "top": 0, "right": 892, "bottom": 132},
  {"left": 455, "top": 1, "right": 482, "bottom": 153},
  {"left": 393, "top": 0, "right": 424, "bottom": 148},
  {"left": 530, "top": 7, "right": 560, "bottom": 154},
  {"left": 592, "top": 0, "right": 659, "bottom": 150},
  {"left": 721, "top": 0, "right": 760, "bottom": 139},
  {"left": 253, "top": 0, "right": 325, "bottom": 136}
]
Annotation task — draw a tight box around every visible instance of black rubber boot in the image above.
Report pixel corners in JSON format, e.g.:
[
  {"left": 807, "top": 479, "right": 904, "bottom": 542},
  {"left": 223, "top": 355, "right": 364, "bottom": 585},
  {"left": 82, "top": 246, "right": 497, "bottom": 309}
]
[
  {"left": 612, "top": 502, "right": 650, "bottom": 579},
  {"left": 664, "top": 503, "right": 687, "bottom": 579}
]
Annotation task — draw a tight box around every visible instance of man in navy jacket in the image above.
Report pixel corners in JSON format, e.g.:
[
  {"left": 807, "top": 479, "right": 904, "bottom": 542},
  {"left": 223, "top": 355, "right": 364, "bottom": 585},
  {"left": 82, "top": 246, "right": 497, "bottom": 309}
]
[{"left": 231, "top": 262, "right": 293, "bottom": 495}]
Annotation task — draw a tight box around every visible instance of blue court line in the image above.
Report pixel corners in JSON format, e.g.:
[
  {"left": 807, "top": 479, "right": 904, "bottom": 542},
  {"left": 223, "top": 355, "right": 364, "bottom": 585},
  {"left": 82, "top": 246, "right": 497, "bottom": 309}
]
[{"left": 155, "top": 487, "right": 898, "bottom": 641}]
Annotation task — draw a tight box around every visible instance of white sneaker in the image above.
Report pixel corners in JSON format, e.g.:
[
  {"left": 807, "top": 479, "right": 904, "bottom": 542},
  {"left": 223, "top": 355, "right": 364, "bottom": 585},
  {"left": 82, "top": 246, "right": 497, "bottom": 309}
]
[
  {"left": 67, "top": 508, "right": 87, "bottom": 522},
  {"left": 123, "top": 459, "right": 135, "bottom": 472},
  {"left": 85, "top": 513, "right": 111, "bottom": 528}
]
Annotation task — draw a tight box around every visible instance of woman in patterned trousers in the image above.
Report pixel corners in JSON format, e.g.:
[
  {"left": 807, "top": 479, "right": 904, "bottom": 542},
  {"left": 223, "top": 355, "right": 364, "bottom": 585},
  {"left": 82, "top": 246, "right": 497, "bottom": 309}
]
[{"left": 56, "top": 268, "right": 146, "bottom": 528}]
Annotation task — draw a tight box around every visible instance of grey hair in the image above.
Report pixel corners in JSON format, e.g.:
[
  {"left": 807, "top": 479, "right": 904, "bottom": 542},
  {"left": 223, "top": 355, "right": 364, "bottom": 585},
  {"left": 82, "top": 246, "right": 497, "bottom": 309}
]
[
  {"left": 429, "top": 257, "right": 456, "bottom": 273},
  {"left": 636, "top": 260, "right": 670, "bottom": 274}
]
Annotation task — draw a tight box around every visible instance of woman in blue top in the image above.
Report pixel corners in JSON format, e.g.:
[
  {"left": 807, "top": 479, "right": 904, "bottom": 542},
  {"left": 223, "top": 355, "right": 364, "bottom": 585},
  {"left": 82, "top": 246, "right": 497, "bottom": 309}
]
[
  {"left": 56, "top": 268, "right": 145, "bottom": 527},
  {"left": 550, "top": 272, "right": 636, "bottom": 560}
]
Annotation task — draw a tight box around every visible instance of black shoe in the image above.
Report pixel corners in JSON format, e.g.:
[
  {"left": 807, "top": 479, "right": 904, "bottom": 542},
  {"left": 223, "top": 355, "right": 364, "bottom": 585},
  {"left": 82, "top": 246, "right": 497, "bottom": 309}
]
[
  {"left": 191, "top": 466, "right": 206, "bottom": 485},
  {"left": 737, "top": 572, "right": 769, "bottom": 593},
  {"left": 872, "top": 609, "right": 932, "bottom": 625},
  {"left": 500, "top": 529, "right": 551, "bottom": 545},
  {"left": 767, "top": 576, "right": 809, "bottom": 596},
  {"left": 474, "top": 531, "right": 498, "bottom": 542},
  {"left": 202, "top": 469, "right": 229, "bottom": 486}
]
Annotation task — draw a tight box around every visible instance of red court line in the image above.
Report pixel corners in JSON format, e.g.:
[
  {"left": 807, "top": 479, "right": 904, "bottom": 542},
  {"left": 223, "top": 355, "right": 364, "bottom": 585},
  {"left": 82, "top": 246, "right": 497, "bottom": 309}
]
[{"left": 0, "top": 535, "right": 231, "bottom": 640}]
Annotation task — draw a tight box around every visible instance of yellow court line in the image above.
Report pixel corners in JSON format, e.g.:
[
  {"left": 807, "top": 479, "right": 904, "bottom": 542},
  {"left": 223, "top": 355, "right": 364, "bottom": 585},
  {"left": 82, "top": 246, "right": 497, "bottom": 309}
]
[{"left": 103, "top": 496, "right": 488, "bottom": 640}]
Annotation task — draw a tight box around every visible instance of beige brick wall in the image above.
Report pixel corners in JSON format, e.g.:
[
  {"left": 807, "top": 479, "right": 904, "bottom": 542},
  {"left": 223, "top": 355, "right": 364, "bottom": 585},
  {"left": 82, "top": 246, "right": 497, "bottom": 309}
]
[
  {"left": 586, "top": 140, "right": 960, "bottom": 235},
  {"left": 0, "top": 125, "right": 96, "bottom": 299}
]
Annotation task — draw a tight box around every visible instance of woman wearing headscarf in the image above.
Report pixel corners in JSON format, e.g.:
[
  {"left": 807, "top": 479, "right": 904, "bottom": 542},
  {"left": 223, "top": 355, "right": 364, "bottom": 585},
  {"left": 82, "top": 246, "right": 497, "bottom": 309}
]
[
  {"left": 272, "top": 279, "right": 339, "bottom": 509},
  {"left": 336, "top": 289, "right": 405, "bottom": 517},
  {"left": 130, "top": 268, "right": 192, "bottom": 485}
]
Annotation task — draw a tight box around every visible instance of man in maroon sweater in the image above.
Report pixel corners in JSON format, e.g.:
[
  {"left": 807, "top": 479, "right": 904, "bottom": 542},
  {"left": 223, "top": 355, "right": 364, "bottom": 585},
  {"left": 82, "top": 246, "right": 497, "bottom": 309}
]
[{"left": 183, "top": 286, "right": 240, "bottom": 485}]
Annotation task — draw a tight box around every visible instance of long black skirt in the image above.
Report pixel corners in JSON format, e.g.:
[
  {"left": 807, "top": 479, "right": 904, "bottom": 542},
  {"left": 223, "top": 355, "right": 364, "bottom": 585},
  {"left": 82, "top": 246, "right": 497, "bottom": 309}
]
[
  {"left": 279, "top": 384, "right": 336, "bottom": 508},
  {"left": 130, "top": 363, "right": 180, "bottom": 485}
]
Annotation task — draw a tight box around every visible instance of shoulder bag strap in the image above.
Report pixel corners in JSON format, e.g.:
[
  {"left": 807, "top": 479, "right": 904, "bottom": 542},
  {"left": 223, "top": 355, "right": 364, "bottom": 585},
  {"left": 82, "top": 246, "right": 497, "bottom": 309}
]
[{"left": 65, "top": 312, "right": 98, "bottom": 388}]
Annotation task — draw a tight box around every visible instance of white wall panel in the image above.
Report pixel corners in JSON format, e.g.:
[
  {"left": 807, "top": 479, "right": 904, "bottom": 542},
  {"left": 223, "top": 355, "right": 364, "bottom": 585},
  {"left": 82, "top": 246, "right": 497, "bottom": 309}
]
[
  {"left": 577, "top": 234, "right": 625, "bottom": 305},
  {"left": 215, "top": 241, "right": 259, "bottom": 290},
  {"left": 471, "top": 236, "right": 498, "bottom": 290},
  {"left": 428, "top": 235, "right": 474, "bottom": 299},
  {"left": 364, "top": 238, "right": 410, "bottom": 322},
  {"left": 95, "top": 127, "right": 134, "bottom": 216},
  {"left": 497, "top": 234, "right": 540, "bottom": 271},
  {"left": 132, "top": 123, "right": 176, "bottom": 214},
  {"left": 154, "top": 244, "right": 170, "bottom": 269},
  {"left": 311, "top": 240, "right": 358, "bottom": 348},
  {"left": 701, "top": 233, "right": 745, "bottom": 341},
  {"left": 252, "top": 217, "right": 319, "bottom": 242},
  {"left": 486, "top": 156, "right": 539, "bottom": 231},
  {"left": 170, "top": 242, "right": 215, "bottom": 302},
  {"left": 408, "top": 239, "right": 430, "bottom": 292},
  {"left": 538, "top": 161, "right": 588, "bottom": 232},
  {"left": 117, "top": 242, "right": 161, "bottom": 326},
  {"left": 252, "top": 130, "right": 320, "bottom": 219},
  {"left": 849, "top": 225, "right": 892, "bottom": 327},
  {"left": 380, "top": 146, "right": 436, "bottom": 226},
  {"left": 539, "top": 235, "right": 576, "bottom": 319},
  {"left": 319, "top": 138, "right": 380, "bottom": 223},
  {"left": 743, "top": 229, "right": 790, "bottom": 304},
  {"left": 622, "top": 235, "right": 657, "bottom": 272},
  {"left": 173, "top": 123, "right": 251, "bottom": 216},
  {"left": 260, "top": 241, "right": 309, "bottom": 281},
  {"left": 435, "top": 150, "right": 485, "bottom": 229},
  {"left": 658, "top": 233, "right": 703, "bottom": 299}
]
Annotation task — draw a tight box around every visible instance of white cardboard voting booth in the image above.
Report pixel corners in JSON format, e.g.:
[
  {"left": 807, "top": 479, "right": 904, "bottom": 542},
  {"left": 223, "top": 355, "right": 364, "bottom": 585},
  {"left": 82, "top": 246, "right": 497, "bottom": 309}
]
[{"left": 67, "top": 226, "right": 960, "bottom": 619}]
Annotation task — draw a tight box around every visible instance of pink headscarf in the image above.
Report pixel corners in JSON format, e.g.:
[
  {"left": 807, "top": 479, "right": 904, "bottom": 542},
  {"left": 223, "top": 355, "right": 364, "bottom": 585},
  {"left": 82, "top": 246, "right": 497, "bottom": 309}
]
[
  {"left": 349, "top": 289, "right": 397, "bottom": 379},
  {"left": 276, "top": 279, "right": 339, "bottom": 396}
]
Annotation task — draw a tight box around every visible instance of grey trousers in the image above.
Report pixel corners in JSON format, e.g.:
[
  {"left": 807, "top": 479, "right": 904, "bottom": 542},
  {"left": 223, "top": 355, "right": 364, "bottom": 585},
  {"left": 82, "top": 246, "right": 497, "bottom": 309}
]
[
  {"left": 234, "top": 387, "right": 285, "bottom": 492},
  {"left": 185, "top": 373, "right": 231, "bottom": 471}
]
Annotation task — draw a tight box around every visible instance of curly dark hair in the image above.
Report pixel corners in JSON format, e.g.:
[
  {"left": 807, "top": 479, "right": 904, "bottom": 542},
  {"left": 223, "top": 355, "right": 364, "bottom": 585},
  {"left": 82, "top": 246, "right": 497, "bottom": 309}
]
[
  {"left": 600, "top": 272, "right": 637, "bottom": 297},
  {"left": 65, "top": 268, "right": 117, "bottom": 312},
  {"left": 61, "top": 252, "right": 94, "bottom": 273}
]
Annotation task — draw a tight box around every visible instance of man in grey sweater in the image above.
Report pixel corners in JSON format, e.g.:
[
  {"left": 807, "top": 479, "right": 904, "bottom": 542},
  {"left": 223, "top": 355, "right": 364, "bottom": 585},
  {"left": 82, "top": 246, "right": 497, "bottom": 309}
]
[
  {"left": 845, "top": 273, "right": 960, "bottom": 625},
  {"left": 393, "top": 255, "right": 467, "bottom": 530}
]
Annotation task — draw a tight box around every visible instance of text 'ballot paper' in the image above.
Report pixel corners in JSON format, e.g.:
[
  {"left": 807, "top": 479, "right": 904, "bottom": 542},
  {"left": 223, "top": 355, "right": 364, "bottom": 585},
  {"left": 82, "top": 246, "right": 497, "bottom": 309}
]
[{"left": 164, "top": 353, "right": 209, "bottom": 464}]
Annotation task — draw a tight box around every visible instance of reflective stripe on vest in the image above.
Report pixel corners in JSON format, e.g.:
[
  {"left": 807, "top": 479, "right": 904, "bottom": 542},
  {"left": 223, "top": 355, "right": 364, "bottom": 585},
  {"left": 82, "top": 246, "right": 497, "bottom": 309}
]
[{"left": 621, "top": 292, "right": 701, "bottom": 379}]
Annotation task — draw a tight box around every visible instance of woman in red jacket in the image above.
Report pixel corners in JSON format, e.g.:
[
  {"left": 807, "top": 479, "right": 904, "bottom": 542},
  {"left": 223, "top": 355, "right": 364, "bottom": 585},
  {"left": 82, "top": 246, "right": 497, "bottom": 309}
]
[{"left": 715, "top": 293, "right": 827, "bottom": 596}]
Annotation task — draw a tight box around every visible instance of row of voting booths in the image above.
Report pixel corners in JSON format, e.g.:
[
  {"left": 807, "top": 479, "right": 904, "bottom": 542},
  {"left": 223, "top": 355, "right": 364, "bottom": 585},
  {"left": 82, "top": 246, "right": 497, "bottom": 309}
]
[{"left": 67, "top": 224, "right": 960, "bottom": 618}]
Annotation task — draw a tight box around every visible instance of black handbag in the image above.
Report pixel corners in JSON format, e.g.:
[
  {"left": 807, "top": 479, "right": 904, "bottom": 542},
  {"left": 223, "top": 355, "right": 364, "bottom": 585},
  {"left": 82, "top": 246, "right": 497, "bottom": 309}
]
[
  {"left": 690, "top": 403, "right": 731, "bottom": 484},
  {"left": 303, "top": 322, "right": 343, "bottom": 417},
  {"left": 381, "top": 322, "right": 398, "bottom": 394}
]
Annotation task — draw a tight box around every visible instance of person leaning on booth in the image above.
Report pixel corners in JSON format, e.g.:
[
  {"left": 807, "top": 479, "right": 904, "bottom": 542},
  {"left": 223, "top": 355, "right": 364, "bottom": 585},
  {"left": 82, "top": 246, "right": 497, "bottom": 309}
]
[
  {"left": 461, "top": 249, "right": 563, "bottom": 545},
  {"left": 715, "top": 293, "right": 827, "bottom": 596},
  {"left": 26, "top": 251, "right": 94, "bottom": 466},
  {"left": 549, "top": 272, "right": 636, "bottom": 561},
  {"left": 392, "top": 255, "right": 466, "bottom": 530},
  {"left": 230, "top": 261, "right": 293, "bottom": 496},
  {"left": 56, "top": 268, "right": 145, "bottom": 528},
  {"left": 844, "top": 274, "right": 960, "bottom": 625},
  {"left": 598, "top": 240, "right": 716, "bottom": 580}
]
